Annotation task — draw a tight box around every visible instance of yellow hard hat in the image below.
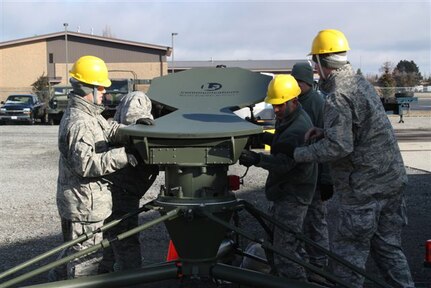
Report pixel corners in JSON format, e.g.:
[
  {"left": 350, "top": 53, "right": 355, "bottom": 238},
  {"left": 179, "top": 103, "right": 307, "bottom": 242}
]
[
  {"left": 264, "top": 75, "right": 301, "bottom": 105},
  {"left": 309, "top": 29, "right": 350, "bottom": 55},
  {"left": 69, "top": 55, "right": 111, "bottom": 87}
]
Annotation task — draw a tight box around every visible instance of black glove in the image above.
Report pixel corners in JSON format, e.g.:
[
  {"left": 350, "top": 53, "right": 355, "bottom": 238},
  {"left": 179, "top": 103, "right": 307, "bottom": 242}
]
[
  {"left": 239, "top": 150, "right": 260, "bottom": 167},
  {"left": 136, "top": 118, "right": 155, "bottom": 125},
  {"left": 271, "top": 143, "right": 295, "bottom": 158},
  {"left": 261, "top": 132, "right": 274, "bottom": 146},
  {"left": 319, "top": 184, "right": 334, "bottom": 201},
  {"left": 125, "top": 146, "right": 143, "bottom": 167},
  {"left": 245, "top": 116, "right": 258, "bottom": 125}
]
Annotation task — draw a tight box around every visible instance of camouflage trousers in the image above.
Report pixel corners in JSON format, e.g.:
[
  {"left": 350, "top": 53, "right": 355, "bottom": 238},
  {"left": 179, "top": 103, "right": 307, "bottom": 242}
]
[
  {"left": 303, "top": 187, "right": 329, "bottom": 268},
  {"left": 48, "top": 219, "right": 104, "bottom": 281},
  {"left": 99, "top": 190, "right": 142, "bottom": 273},
  {"left": 331, "top": 190, "right": 415, "bottom": 288},
  {"left": 270, "top": 199, "right": 309, "bottom": 281}
]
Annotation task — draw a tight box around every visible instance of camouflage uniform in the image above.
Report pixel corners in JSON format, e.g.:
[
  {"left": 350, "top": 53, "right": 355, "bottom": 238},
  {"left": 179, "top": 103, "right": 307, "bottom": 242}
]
[
  {"left": 294, "top": 64, "right": 414, "bottom": 288},
  {"left": 99, "top": 91, "right": 158, "bottom": 272},
  {"left": 113, "top": 91, "right": 154, "bottom": 124},
  {"left": 298, "top": 88, "right": 331, "bottom": 269},
  {"left": 256, "top": 105, "right": 317, "bottom": 281},
  {"left": 51, "top": 93, "right": 130, "bottom": 279}
]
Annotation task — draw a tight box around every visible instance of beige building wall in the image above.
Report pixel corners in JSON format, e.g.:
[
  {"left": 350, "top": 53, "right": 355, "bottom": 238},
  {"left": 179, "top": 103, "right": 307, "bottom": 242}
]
[
  {"left": 54, "top": 62, "right": 167, "bottom": 93},
  {"left": 55, "top": 62, "right": 168, "bottom": 86},
  {"left": 0, "top": 41, "right": 47, "bottom": 101},
  {"left": 108, "top": 62, "right": 168, "bottom": 93},
  {"left": 106, "top": 62, "right": 168, "bottom": 79},
  {"left": 0, "top": 37, "right": 168, "bottom": 101}
]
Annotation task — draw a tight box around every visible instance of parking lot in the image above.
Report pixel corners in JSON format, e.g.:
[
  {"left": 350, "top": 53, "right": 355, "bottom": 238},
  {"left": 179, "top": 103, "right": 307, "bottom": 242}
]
[{"left": 0, "top": 121, "right": 430, "bottom": 287}]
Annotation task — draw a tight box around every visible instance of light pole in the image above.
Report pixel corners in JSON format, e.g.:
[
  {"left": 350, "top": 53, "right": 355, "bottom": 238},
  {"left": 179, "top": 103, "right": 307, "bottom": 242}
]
[
  {"left": 171, "top": 32, "right": 178, "bottom": 74},
  {"left": 64, "top": 23, "right": 69, "bottom": 84}
]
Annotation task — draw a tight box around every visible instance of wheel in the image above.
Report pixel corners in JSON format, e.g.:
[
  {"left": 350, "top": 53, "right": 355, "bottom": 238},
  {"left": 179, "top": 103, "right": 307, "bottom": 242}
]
[{"left": 49, "top": 114, "right": 62, "bottom": 125}]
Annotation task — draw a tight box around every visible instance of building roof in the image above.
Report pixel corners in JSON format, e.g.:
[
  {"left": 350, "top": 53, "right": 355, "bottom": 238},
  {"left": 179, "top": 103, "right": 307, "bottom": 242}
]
[
  {"left": 169, "top": 59, "right": 310, "bottom": 72},
  {"left": 0, "top": 31, "right": 172, "bottom": 55}
]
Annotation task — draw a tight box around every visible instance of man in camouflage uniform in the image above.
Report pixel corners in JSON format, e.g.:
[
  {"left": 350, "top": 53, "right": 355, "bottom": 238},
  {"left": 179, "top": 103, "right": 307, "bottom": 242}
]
[
  {"left": 49, "top": 55, "right": 141, "bottom": 280},
  {"left": 99, "top": 91, "right": 158, "bottom": 272},
  {"left": 239, "top": 75, "right": 317, "bottom": 281},
  {"left": 293, "top": 29, "right": 414, "bottom": 287},
  {"left": 291, "top": 62, "right": 332, "bottom": 283},
  {"left": 114, "top": 90, "right": 154, "bottom": 125}
]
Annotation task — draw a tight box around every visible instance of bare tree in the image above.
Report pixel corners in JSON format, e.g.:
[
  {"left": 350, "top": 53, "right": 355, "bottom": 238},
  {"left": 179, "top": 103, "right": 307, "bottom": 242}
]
[{"left": 32, "top": 73, "right": 51, "bottom": 103}]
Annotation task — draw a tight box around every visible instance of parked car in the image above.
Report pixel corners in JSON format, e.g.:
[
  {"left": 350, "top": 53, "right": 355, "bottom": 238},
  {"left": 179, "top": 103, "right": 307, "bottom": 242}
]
[
  {"left": 0, "top": 94, "right": 47, "bottom": 125},
  {"left": 101, "top": 78, "right": 134, "bottom": 119},
  {"left": 47, "top": 85, "right": 72, "bottom": 125},
  {"left": 46, "top": 78, "right": 135, "bottom": 124}
]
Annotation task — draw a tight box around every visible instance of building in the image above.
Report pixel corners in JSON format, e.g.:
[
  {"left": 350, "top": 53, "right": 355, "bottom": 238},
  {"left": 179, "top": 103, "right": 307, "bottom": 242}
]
[
  {"left": 168, "top": 59, "right": 312, "bottom": 75},
  {"left": 0, "top": 31, "right": 171, "bottom": 100},
  {"left": 0, "top": 30, "right": 317, "bottom": 101}
]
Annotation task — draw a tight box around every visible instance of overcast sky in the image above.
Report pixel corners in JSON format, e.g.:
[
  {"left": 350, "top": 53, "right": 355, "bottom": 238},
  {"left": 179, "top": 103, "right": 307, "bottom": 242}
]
[{"left": 1, "top": 0, "right": 430, "bottom": 76}]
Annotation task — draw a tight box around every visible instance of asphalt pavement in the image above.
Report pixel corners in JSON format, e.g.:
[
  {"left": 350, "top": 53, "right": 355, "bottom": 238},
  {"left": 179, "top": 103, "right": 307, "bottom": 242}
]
[
  {"left": 388, "top": 114, "right": 431, "bottom": 172},
  {"left": 0, "top": 112, "right": 429, "bottom": 288}
]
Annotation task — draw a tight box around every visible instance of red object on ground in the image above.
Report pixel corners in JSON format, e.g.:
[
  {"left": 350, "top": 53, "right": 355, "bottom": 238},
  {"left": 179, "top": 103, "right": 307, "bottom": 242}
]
[
  {"left": 166, "top": 239, "right": 179, "bottom": 261},
  {"left": 228, "top": 175, "right": 240, "bottom": 191},
  {"left": 425, "top": 240, "right": 431, "bottom": 267}
]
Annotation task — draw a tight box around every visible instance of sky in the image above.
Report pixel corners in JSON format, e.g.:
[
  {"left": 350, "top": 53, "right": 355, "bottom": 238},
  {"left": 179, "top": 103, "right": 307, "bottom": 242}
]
[{"left": 1, "top": 0, "right": 430, "bottom": 77}]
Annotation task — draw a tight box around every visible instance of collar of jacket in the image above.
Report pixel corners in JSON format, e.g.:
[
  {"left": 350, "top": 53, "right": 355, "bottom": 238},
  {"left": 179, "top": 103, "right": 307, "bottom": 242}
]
[
  {"left": 319, "top": 63, "right": 354, "bottom": 94},
  {"left": 298, "top": 88, "right": 314, "bottom": 104},
  {"left": 69, "top": 93, "right": 105, "bottom": 116},
  {"left": 275, "top": 103, "right": 303, "bottom": 132}
]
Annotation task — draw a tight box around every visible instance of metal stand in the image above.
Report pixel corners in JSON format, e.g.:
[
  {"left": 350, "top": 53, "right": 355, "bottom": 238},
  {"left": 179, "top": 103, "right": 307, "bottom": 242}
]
[
  {"left": 0, "top": 68, "right": 394, "bottom": 288},
  {"left": 14, "top": 201, "right": 324, "bottom": 288},
  {"left": 1, "top": 198, "right": 392, "bottom": 288}
]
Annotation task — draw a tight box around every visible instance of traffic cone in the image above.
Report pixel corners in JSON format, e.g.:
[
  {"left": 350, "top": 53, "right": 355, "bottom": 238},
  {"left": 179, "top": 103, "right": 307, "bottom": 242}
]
[{"left": 166, "top": 240, "right": 179, "bottom": 261}]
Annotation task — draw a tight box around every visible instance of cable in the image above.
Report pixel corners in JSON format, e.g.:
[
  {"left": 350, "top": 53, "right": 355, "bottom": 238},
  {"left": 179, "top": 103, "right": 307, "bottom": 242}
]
[{"left": 240, "top": 167, "right": 249, "bottom": 179}]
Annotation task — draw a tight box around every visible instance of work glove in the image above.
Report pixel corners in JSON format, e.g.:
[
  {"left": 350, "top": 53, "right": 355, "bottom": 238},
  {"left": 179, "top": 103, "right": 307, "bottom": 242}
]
[
  {"left": 305, "top": 127, "right": 324, "bottom": 144},
  {"left": 127, "top": 154, "right": 139, "bottom": 167},
  {"left": 125, "top": 146, "right": 143, "bottom": 168},
  {"left": 271, "top": 143, "right": 295, "bottom": 158},
  {"left": 239, "top": 150, "right": 260, "bottom": 167},
  {"left": 136, "top": 118, "right": 155, "bottom": 126},
  {"left": 319, "top": 184, "right": 334, "bottom": 201},
  {"left": 261, "top": 132, "right": 274, "bottom": 146}
]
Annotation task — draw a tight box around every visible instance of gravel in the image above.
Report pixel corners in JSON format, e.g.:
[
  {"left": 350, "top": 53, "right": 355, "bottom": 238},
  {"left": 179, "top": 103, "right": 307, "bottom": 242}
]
[{"left": 0, "top": 124, "right": 430, "bottom": 287}]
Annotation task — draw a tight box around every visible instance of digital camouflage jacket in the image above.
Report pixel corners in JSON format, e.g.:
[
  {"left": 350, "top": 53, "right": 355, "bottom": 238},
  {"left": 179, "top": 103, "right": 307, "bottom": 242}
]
[
  {"left": 57, "top": 94, "right": 129, "bottom": 222},
  {"left": 294, "top": 64, "right": 407, "bottom": 204}
]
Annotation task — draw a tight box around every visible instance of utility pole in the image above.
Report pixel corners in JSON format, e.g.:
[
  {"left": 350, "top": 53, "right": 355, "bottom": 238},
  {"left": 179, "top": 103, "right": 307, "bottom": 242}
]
[
  {"left": 171, "top": 32, "right": 178, "bottom": 74},
  {"left": 64, "top": 23, "right": 69, "bottom": 84}
]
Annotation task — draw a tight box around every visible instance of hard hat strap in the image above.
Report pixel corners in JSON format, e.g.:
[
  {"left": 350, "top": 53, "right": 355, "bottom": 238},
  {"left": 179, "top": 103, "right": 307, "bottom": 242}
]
[
  {"left": 315, "top": 54, "right": 326, "bottom": 80},
  {"left": 93, "top": 86, "right": 98, "bottom": 105}
]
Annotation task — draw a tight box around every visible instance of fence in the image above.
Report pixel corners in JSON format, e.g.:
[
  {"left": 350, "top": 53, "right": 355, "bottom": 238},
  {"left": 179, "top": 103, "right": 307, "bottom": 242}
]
[{"left": 373, "top": 87, "right": 419, "bottom": 99}]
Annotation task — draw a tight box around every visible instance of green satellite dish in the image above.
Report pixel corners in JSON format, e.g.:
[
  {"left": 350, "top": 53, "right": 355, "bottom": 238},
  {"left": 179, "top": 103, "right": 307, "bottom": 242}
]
[{"left": 121, "top": 67, "right": 272, "bottom": 139}]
